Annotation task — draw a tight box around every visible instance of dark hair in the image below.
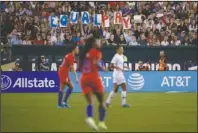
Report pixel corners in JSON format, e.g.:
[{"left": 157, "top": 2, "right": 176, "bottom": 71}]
[
  {"left": 71, "top": 43, "right": 78, "bottom": 51},
  {"left": 79, "top": 37, "right": 96, "bottom": 69},
  {"left": 116, "top": 45, "right": 122, "bottom": 50}
]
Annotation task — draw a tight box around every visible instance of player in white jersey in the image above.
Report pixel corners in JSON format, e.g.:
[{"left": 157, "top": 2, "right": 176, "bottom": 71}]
[{"left": 106, "top": 46, "right": 130, "bottom": 108}]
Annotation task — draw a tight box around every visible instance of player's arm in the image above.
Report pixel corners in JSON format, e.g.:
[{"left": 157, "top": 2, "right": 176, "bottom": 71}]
[
  {"left": 67, "top": 56, "right": 79, "bottom": 83},
  {"left": 97, "top": 61, "right": 107, "bottom": 71},
  {"left": 71, "top": 65, "right": 79, "bottom": 83},
  {"left": 93, "top": 52, "right": 107, "bottom": 71},
  {"left": 110, "top": 63, "right": 124, "bottom": 71}
]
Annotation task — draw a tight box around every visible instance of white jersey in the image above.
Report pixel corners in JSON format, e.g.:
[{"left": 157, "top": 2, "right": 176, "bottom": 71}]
[
  {"left": 111, "top": 53, "right": 124, "bottom": 74},
  {"left": 111, "top": 53, "right": 126, "bottom": 85}
]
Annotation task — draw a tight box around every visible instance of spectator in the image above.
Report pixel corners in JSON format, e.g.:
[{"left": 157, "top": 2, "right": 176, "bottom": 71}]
[
  {"left": 77, "top": 37, "right": 86, "bottom": 46},
  {"left": 107, "top": 34, "right": 117, "bottom": 46},
  {"left": 112, "top": 28, "right": 121, "bottom": 43},
  {"left": 119, "top": 34, "right": 127, "bottom": 46},
  {"left": 152, "top": 35, "right": 160, "bottom": 46},
  {"left": 178, "top": 31, "right": 186, "bottom": 43},
  {"left": 138, "top": 33, "right": 147, "bottom": 46},
  {"left": 50, "top": 30, "right": 57, "bottom": 44},
  {"left": 103, "top": 28, "right": 111, "bottom": 40},
  {"left": 33, "top": 33, "right": 44, "bottom": 45},
  {"left": 146, "top": 31, "right": 153, "bottom": 43},
  {"left": 63, "top": 34, "right": 73, "bottom": 45},
  {"left": 54, "top": 35, "right": 64, "bottom": 46},
  {"left": 73, "top": 32, "right": 81, "bottom": 43},
  {"left": 22, "top": 35, "right": 32, "bottom": 45},
  {"left": 147, "top": 39, "right": 154, "bottom": 46},
  {"left": 189, "top": 32, "right": 197, "bottom": 46},
  {"left": 189, "top": 20, "right": 197, "bottom": 32},
  {"left": 153, "top": 38, "right": 161, "bottom": 46},
  {"left": 161, "top": 36, "right": 169, "bottom": 46},
  {"left": 1, "top": 2, "right": 197, "bottom": 48},
  {"left": 125, "top": 30, "right": 133, "bottom": 44},
  {"left": 171, "top": 36, "right": 181, "bottom": 46},
  {"left": 45, "top": 34, "right": 53, "bottom": 45},
  {"left": 129, "top": 36, "right": 139, "bottom": 46},
  {"left": 134, "top": 25, "right": 142, "bottom": 40},
  {"left": 181, "top": 36, "right": 190, "bottom": 46},
  {"left": 14, "top": 33, "right": 23, "bottom": 45},
  {"left": 177, "top": 20, "right": 188, "bottom": 33}
]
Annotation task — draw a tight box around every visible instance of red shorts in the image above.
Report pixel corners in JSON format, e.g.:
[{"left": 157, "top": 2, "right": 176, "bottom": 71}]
[
  {"left": 58, "top": 70, "right": 70, "bottom": 84},
  {"left": 80, "top": 74, "right": 104, "bottom": 95}
]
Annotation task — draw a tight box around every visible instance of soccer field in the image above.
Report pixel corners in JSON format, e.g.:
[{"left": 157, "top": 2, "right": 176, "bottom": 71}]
[{"left": 1, "top": 93, "right": 197, "bottom": 132}]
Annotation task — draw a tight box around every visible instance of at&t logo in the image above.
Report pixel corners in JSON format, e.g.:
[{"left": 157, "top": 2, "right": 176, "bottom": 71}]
[
  {"left": 128, "top": 73, "right": 144, "bottom": 90},
  {"left": 1, "top": 75, "right": 12, "bottom": 90}
]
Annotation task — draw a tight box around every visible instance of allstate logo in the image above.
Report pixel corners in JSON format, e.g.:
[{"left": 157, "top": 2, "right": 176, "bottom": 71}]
[
  {"left": 1, "top": 75, "right": 12, "bottom": 90},
  {"left": 128, "top": 73, "right": 144, "bottom": 90}
]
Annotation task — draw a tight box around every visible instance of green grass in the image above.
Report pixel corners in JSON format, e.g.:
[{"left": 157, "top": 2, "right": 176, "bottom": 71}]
[{"left": 1, "top": 93, "right": 197, "bottom": 132}]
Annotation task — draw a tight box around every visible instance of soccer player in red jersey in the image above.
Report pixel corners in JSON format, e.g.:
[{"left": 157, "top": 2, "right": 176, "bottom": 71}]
[
  {"left": 79, "top": 37, "right": 107, "bottom": 131},
  {"left": 58, "top": 44, "right": 79, "bottom": 108}
]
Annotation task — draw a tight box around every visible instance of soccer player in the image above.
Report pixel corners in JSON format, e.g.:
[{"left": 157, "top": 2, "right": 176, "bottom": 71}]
[
  {"left": 158, "top": 51, "right": 168, "bottom": 71},
  {"left": 106, "top": 46, "right": 130, "bottom": 107},
  {"left": 58, "top": 44, "right": 79, "bottom": 108},
  {"left": 79, "top": 37, "right": 107, "bottom": 131}
]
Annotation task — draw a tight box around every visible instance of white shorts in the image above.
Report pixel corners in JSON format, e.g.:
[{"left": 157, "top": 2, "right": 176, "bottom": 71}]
[{"left": 113, "top": 72, "right": 126, "bottom": 85}]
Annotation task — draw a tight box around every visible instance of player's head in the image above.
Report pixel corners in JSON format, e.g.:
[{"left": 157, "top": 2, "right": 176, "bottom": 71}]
[
  {"left": 71, "top": 44, "right": 79, "bottom": 55},
  {"left": 160, "top": 50, "right": 165, "bottom": 57},
  {"left": 116, "top": 46, "right": 124, "bottom": 55},
  {"left": 40, "top": 55, "right": 46, "bottom": 62},
  {"left": 15, "top": 59, "right": 21, "bottom": 68},
  {"left": 138, "top": 60, "right": 143, "bottom": 67},
  {"left": 79, "top": 37, "right": 98, "bottom": 69}
]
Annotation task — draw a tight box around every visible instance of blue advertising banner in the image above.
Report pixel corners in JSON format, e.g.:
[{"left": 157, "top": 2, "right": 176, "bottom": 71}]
[
  {"left": 1, "top": 72, "right": 59, "bottom": 93},
  {"left": 1, "top": 71, "right": 197, "bottom": 93}
]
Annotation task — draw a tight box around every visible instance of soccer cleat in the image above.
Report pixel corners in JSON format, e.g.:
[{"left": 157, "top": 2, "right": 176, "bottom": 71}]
[
  {"left": 61, "top": 102, "right": 71, "bottom": 108},
  {"left": 64, "top": 102, "right": 71, "bottom": 108},
  {"left": 58, "top": 104, "right": 66, "bottom": 108},
  {"left": 122, "top": 104, "right": 131, "bottom": 108},
  {"left": 85, "top": 117, "right": 99, "bottom": 131},
  {"left": 98, "top": 121, "right": 108, "bottom": 130}
]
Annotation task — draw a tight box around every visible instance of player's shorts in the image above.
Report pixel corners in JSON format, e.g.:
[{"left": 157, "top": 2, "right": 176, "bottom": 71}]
[
  {"left": 113, "top": 72, "right": 126, "bottom": 85},
  {"left": 80, "top": 74, "right": 104, "bottom": 95},
  {"left": 58, "top": 70, "right": 71, "bottom": 84}
]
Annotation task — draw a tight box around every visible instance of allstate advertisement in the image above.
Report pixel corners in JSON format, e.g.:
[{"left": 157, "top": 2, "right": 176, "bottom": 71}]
[
  {"left": 1, "top": 72, "right": 59, "bottom": 93},
  {"left": 1, "top": 71, "right": 197, "bottom": 93}
]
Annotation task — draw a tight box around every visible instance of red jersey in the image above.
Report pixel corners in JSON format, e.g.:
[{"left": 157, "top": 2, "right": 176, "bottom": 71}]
[
  {"left": 59, "top": 53, "right": 75, "bottom": 73},
  {"left": 81, "top": 48, "right": 102, "bottom": 75}
]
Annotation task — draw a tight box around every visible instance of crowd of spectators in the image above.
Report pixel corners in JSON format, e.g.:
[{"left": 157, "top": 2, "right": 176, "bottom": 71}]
[{"left": 1, "top": 1, "right": 197, "bottom": 47}]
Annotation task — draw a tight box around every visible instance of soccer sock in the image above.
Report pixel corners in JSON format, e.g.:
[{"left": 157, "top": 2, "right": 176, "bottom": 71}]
[
  {"left": 58, "top": 91, "right": 63, "bottom": 106},
  {"left": 61, "top": 91, "right": 66, "bottom": 104},
  {"left": 99, "top": 106, "right": 106, "bottom": 122},
  {"left": 64, "top": 88, "right": 73, "bottom": 103},
  {"left": 106, "top": 90, "right": 115, "bottom": 104},
  {"left": 121, "top": 91, "right": 127, "bottom": 105},
  {"left": 86, "top": 104, "right": 93, "bottom": 118}
]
